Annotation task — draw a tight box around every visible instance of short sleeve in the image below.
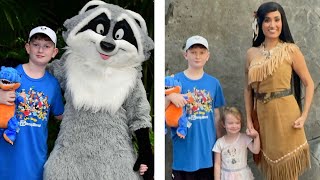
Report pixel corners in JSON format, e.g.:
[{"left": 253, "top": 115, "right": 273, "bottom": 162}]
[
  {"left": 212, "top": 138, "right": 222, "bottom": 153},
  {"left": 213, "top": 80, "right": 225, "bottom": 108},
  {"left": 242, "top": 134, "right": 253, "bottom": 147},
  {"left": 50, "top": 83, "right": 64, "bottom": 116}
]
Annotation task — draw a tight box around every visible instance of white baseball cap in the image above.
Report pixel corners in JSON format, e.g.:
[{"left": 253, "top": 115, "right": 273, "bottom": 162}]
[
  {"left": 28, "top": 26, "right": 57, "bottom": 46},
  {"left": 184, "top": 35, "right": 209, "bottom": 51}
]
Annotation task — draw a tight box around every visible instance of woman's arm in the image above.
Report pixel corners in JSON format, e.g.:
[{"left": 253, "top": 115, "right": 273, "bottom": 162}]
[
  {"left": 244, "top": 48, "right": 254, "bottom": 129},
  {"left": 291, "top": 47, "right": 314, "bottom": 128}
]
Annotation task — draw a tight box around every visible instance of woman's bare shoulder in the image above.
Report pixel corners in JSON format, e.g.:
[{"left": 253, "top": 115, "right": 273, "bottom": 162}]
[{"left": 246, "top": 47, "right": 260, "bottom": 61}]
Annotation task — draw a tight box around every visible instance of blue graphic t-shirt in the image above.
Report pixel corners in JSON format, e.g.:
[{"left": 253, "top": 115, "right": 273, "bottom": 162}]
[
  {"left": 171, "top": 72, "right": 225, "bottom": 172},
  {"left": 0, "top": 64, "right": 64, "bottom": 180}
]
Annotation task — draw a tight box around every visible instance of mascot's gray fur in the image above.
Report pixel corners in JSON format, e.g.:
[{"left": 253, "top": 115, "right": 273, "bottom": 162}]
[{"left": 44, "top": 1, "right": 154, "bottom": 179}]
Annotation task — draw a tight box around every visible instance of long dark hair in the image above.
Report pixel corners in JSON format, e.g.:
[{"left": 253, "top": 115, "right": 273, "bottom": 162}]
[{"left": 252, "top": 2, "right": 301, "bottom": 109}]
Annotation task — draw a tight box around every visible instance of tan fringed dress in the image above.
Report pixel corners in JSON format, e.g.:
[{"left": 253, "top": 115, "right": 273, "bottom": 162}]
[{"left": 248, "top": 42, "right": 310, "bottom": 180}]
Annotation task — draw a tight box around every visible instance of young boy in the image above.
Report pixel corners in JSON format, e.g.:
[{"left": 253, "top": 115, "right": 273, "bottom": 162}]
[
  {"left": 0, "top": 26, "right": 64, "bottom": 180},
  {"left": 166, "top": 35, "right": 225, "bottom": 180}
]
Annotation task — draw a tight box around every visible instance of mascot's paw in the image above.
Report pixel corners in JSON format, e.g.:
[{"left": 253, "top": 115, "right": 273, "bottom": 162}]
[
  {"left": 133, "top": 128, "right": 154, "bottom": 180},
  {"left": 142, "top": 167, "right": 154, "bottom": 180},
  {"left": 176, "top": 127, "right": 187, "bottom": 139},
  {"left": 177, "top": 132, "right": 185, "bottom": 139},
  {"left": 2, "top": 117, "right": 19, "bottom": 145},
  {"left": 133, "top": 156, "right": 154, "bottom": 180},
  {"left": 3, "top": 130, "right": 16, "bottom": 145}
]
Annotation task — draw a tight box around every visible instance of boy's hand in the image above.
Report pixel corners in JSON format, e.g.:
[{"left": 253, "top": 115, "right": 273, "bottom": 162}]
[
  {"left": 0, "top": 89, "right": 16, "bottom": 105},
  {"left": 167, "top": 93, "right": 187, "bottom": 108}
]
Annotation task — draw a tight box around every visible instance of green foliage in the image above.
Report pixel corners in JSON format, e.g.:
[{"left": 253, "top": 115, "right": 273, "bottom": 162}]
[
  {"left": 0, "top": 0, "right": 154, "bottom": 154},
  {"left": 0, "top": 0, "right": 57, "bottom": 46}
]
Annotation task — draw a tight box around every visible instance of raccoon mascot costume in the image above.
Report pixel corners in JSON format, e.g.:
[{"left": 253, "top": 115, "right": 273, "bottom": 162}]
[{"left": 44, "top": 1, "right": 154, "bottom": 179}]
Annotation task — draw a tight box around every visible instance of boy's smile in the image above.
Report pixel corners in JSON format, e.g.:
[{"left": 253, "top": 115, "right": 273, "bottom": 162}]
[{"left": 25, "top": 39, "right": 58, "bottom": 66}]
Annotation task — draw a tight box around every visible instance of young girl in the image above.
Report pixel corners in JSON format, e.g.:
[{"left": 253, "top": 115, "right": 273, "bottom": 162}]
[{"left": 213, "top": 107, "right": 260, "bottom": 180}]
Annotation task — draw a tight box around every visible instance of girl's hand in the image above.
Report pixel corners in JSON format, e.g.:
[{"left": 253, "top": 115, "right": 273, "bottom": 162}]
[
  {"left": 139, "top": 164, "right": 148, "bottom": 175},
  {"left": 293, "top": 116, "right": 306, "bottom": 129},
  {"left": 167, "top": 93, "right": 187, "bottom": 108},
  {"left": 246, "top": 127, "right": 259, "bottom": 138}
]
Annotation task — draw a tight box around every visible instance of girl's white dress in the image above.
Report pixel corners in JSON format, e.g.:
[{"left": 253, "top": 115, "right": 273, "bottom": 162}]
[{"left": 213, "top": 133, "right": 254, "bottom": 180}]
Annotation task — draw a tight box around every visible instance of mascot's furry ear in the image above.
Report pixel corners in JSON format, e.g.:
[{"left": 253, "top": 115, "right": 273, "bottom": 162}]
[
  {"left": 78, "top": 0, "right": 106, "bottom": 14},
  {"left": 79, "top": 1, "right": 148, "bottom": 35},
  {"left": 125, "top": 10, "right": 148, "bottom": 34}
]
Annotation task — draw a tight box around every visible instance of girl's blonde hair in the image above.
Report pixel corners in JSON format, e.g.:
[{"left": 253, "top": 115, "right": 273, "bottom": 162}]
[{"left": 221, "top": 106, "right": 243, "bottom": 125}]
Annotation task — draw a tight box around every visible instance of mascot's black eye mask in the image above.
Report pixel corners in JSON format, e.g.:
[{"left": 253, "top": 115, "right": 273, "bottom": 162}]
[
  {"left": 77, "top": 13, "right": 138, "bottom": 50},
  {"left": 113, "top": 20, "right": 138, "bottom": 49},
  {"left": 78, "top": 14, "right": 110, "bottom": 36}
]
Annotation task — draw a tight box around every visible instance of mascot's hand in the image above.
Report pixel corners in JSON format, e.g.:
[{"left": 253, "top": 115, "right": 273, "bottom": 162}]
[{"left": 133, "top": 128, "right": 154, "bottom": 180}]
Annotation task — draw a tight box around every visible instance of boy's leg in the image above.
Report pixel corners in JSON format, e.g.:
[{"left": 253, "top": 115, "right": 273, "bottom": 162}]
[
  {"left": 172, "top": 170, "right": 196, "bottom": 180},
  {"left": 172, "top": 169, "right": 184, "bottom": 180},
  {"left": 173, "top": 169, "right": 214, "bottom": 180},
  {"left": 196, "top": 167, "right": 214, "bottom": 180}
]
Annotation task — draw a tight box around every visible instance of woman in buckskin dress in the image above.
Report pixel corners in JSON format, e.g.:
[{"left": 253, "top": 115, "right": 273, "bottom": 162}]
[{"left": 244, "top": 2, "right": 314, "bottom": 180}]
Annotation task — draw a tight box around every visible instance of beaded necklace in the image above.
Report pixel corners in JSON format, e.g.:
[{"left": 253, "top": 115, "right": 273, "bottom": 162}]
[{"left": 260, "top": 41, "right": 282, "bottom": 59}]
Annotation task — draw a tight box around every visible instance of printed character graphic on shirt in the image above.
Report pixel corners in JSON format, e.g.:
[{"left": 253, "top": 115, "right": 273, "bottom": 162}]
[
  {"left": 16, "top": 87, "right": 50, "bottom": 126},
  {"left": 186, "top": 87, "right": 213, "bottom": 121},
  {"left": 225, "top": 148, "right": 238, "bottom": 164}
]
